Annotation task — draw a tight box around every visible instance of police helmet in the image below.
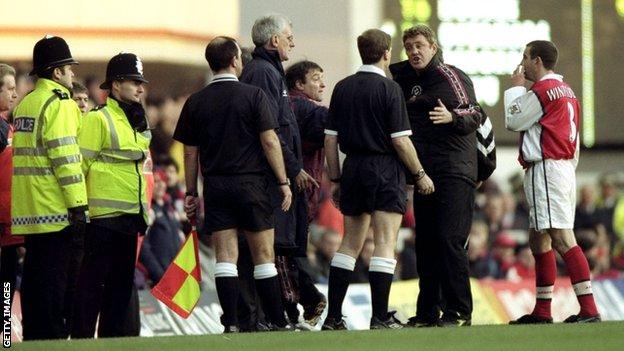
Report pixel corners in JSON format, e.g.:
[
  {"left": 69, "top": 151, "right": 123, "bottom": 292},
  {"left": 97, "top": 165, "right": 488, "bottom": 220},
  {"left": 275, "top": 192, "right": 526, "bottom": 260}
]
[
  {"left": 29, "top": 35, "right": 78, "bottom": 76},
  {"left": 100, "top": 53, "right": 149, "bottom": 89}
]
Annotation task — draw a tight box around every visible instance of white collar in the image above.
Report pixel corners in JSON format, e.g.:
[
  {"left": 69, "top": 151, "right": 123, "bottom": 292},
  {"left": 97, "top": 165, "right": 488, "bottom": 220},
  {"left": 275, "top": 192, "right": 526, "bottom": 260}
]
[
  {"left": 357, "top": 65, "right": 386, "bottom": 77},
  {"left": 210, "top": 73, "right": 238, "bottom": 84},
  {"left": 539, "top": 73, "right": 563, "bottom": 82}
]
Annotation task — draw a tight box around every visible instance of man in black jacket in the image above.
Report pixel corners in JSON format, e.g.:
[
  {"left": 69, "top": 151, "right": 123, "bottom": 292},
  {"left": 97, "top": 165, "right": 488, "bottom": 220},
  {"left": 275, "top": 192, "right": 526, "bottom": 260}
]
[
  {"left": 389, "top": 24, "right": 494, "bottom": 327},
  {"left": 240, "top": 14, "right": 318, "bottom": 327}
]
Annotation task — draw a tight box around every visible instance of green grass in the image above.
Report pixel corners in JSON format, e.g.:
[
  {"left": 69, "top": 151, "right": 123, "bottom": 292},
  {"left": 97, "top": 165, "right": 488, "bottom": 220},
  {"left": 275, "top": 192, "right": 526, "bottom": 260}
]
[{"left": 13, "top": 322, "right": 624, "bottom": 351}]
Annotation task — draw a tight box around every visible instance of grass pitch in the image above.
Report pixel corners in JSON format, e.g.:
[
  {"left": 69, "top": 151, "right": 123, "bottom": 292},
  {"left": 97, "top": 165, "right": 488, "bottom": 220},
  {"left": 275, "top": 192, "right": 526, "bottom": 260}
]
[{"left": 13, "top": 322, "right": 624, "bottom": 351}]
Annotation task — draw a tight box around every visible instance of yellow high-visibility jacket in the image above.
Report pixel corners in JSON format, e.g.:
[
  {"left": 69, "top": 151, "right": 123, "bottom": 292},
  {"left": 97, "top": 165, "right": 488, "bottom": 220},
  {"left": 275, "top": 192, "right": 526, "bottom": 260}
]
[
  {"left": 11, "top": 78, "right": 87, "bottom": 235},
  {"left": 79, "top": 97, "right": 150, "bottom": 223}
]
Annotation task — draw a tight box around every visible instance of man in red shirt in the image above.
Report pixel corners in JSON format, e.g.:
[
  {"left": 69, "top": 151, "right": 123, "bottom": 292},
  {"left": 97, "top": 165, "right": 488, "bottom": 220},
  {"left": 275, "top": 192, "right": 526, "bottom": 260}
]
[
  {"left": 504, "top": 40, "right": 600, "bottom": 324},
  {"left": 0, "top": 63, "right": 23, "bottom": 304}
]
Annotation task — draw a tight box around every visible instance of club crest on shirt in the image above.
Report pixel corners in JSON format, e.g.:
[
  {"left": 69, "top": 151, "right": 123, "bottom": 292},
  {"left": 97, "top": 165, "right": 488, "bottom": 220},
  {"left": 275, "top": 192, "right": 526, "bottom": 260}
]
[
  {"left": 411, "top": 85, "right": 422, "bottom": 97},
  {"left": 508, "top": 102, "right": 522, "bottom": 115}
]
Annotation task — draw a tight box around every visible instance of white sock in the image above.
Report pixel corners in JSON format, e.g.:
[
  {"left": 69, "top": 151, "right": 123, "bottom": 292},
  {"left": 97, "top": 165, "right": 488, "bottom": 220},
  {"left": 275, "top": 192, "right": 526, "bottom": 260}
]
[{"left": 331, "top": 252, "right": 356, "bottom": 271}]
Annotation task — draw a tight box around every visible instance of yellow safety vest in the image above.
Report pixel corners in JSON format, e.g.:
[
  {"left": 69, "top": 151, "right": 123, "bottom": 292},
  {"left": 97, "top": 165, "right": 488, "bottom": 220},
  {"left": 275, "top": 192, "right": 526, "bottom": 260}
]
[
  {"left": 79, "top": 97, "right": 151, "bottom": 223},
  {"left": 11, "top": 79, "right": 88, "bottom": 235}
]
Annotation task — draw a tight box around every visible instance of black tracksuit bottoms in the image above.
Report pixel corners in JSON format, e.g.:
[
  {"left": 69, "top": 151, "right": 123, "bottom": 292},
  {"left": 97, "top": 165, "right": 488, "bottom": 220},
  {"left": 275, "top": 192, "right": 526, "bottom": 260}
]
[{"left": 413, "top": 177, "right": 474, "bottom": 321}]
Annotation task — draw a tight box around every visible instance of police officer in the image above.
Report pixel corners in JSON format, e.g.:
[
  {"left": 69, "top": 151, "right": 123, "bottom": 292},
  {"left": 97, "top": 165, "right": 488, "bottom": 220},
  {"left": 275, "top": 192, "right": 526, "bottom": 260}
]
[
  {"left": 11, "top": 35, "right": 88, "bottom": 340},
  {"left": 72, "top": 53, "right": 150, "bottom": 338}
]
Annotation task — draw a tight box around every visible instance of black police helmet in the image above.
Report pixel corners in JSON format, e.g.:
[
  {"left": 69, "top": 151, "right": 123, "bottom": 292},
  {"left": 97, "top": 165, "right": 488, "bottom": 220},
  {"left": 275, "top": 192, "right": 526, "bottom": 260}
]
[
  {"left": 100, "top": 53, "right": 149, "bottom": 89},
  {"left": 30, "top": 35, "right": 78, "bottom": 76}
]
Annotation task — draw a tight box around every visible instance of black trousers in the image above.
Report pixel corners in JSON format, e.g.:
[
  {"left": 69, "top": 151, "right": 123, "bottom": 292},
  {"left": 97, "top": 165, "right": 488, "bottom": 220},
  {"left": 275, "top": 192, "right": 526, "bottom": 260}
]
[
  {"left": 21, "top": 228, "right": 84, "bottom": 340},
  {"left": 72, "top": 224, "right": 139, "bottom": 338},
  {"left": 413, "top": 177, "right": 474, "bottom": 321}
]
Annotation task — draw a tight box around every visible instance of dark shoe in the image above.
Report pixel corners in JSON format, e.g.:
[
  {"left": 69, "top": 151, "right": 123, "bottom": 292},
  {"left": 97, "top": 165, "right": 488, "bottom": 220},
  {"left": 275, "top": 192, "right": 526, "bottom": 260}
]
[
  {"left": 321, "top": 317, "right": 348, "bottom": 331},
  {"left": 563, "top": 314, "right": 601, "bottom": 323},
  {"left": 405, "top": 316, "right": 440, "bottom": 328},
  {"left": 440, "top": 313, "right": 471, "bottom": 327},
  {"left": 223, "top": 325, "right": 239, "bottom": 333},
  {"left": 303, "top": 296, "right": 327, "bottom": 327},
  {"left": 267, "top": 322, "right": 295, "bottom": 331},
  {"left": 370, "top": 311, "right": 404, "bottom": 330},
  {"left": 509, "top": 314, "right": 553, "bottom": 325}
]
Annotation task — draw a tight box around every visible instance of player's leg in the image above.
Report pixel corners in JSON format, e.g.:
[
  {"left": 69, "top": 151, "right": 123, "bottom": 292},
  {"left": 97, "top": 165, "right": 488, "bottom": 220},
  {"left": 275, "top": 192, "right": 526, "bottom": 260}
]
[
  {"left": 213, "top": 229, "right": 241, "bottom": 332},
  {"left": 510, "top": 163, "right": 556, "bottom": 324},
  {"left": 550, "top": 228, "right": 600, "bottom": 322},
  {"left": 547, "top": 159, "right": 599, "bottom": 322},
  {"left": 510, "top": 229, "right": 556, "bottom": 324},
  {"left": 369, "top": 210, "right": 403, "bottom": 329},
  {"left": 246, "top": 228, "right": 289, "bottom": 328},
  {"left": 322, "top": 213, "right": 371, "bottom": 330}
]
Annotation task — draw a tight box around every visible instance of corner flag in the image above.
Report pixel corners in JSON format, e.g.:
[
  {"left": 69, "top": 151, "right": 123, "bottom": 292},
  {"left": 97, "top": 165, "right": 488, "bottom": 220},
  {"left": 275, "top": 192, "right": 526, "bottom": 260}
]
[{"left": 151, "top": 229, "right": 202, "bottom": 318}]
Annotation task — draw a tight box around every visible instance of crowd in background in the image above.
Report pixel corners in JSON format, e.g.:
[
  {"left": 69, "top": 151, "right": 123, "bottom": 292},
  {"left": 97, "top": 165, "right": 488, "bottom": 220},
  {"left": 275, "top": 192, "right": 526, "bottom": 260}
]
[{"left": 5, "top": 66, "right": 624, "bottom": 293}]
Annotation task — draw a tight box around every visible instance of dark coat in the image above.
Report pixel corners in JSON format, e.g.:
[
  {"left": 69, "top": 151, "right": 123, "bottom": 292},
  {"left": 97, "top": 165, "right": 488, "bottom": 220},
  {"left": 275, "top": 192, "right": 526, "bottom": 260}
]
[{"left": 240, "top": 47, "right": 307, "bottom": 255}]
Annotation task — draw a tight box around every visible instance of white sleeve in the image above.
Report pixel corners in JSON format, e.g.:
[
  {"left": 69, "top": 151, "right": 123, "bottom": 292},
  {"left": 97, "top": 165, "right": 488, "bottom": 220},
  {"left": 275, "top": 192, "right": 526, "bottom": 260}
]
[{"left": 504, "top": 87, "right": 543, "bottom": 132}]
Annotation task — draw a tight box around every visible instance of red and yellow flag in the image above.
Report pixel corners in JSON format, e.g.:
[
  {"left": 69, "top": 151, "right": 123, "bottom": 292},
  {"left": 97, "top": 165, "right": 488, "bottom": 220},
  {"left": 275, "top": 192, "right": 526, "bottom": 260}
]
[{"left": 151, "top": 229, "right": 202, "bottom": 318}]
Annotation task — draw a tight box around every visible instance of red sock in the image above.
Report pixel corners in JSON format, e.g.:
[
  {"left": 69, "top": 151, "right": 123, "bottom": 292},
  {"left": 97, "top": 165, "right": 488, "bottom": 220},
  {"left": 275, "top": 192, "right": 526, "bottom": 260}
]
[
  {"left": 531, "top": 250, "right": 556, "bottom": 318},
  {"left": 563, "top": 246, "right": 599, "bottom": 317}
]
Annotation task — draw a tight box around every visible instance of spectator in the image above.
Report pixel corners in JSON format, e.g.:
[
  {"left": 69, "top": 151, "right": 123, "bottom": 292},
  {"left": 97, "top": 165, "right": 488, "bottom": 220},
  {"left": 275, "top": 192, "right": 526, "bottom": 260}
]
[
  {"left": 468, "top": 220, "right": 498, "bottom": 279},
  {"left": 507, "top": 244, "right": 536, "bottom": 281},
  {"left": 484, "top": 195, "right": 506, "bottom": 241},
  {"left": 492, "top": 233, "right": 517, "bottom": 279},
  {"left": 71, "top": 81, "right": 90, "bottom": 114},
  {"left": 139, "top": 169, "right": 183, "bottom": 285},
  {"left": 575, "top": 184, "right": 599, "bottom": 230}
]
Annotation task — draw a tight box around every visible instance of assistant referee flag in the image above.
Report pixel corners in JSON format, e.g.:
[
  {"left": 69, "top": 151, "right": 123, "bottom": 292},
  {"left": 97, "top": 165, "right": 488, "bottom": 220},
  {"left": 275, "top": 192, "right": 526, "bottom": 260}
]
[{"left": 151, "top": 228, "right": 202, "bottom": 318}]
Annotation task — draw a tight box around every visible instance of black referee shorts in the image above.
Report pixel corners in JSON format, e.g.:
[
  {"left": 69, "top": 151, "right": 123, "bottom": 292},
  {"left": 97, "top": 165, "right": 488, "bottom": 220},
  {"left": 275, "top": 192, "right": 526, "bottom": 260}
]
[
  {"left": 203, "top": 174, "right": 274, "bottom": 233},
  {"left": 339, "top": 154, "right": 407, "bottom": 216}
]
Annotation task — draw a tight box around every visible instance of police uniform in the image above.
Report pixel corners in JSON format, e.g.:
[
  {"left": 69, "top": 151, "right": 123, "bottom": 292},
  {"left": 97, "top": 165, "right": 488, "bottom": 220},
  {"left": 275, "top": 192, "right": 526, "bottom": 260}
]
[
  {"left": 72, "top": 53, "right": 150, "bottom": 338},
  {"left": 11, "top": 35, "right": 88, "bottom": 340}
]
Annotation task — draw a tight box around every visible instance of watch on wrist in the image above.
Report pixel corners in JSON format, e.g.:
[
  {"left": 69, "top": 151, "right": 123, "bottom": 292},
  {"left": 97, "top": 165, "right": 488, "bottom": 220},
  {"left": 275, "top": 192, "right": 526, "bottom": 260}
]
[
  {"left": 185, "top": 191, "right": 198, "bottom": 197},
  {"left": 278, "top": 179, "right": 291, "bottom": 186},
  {"left": 413, "top": 169, "right": 426, "bottom": 181}
]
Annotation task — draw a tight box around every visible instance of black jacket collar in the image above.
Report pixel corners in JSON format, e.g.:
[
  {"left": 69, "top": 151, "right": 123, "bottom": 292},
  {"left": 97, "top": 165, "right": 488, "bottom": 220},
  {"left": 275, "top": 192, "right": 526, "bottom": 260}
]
[
  {"left": 389, "top": 55, "right": 443, "bottom": 79},
  {"left": 252, "top": 46, "right": 285, "bottom": 77}
]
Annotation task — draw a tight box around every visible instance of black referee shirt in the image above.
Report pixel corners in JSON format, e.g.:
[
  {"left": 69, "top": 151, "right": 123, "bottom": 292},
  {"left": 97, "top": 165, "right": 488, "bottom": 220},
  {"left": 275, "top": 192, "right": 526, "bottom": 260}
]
[
  {"left": 325, "top": 65, "right": 412, "bottom": 155},
  {"left": 173, "top": 74, "right": 279, "bottom": 175}
]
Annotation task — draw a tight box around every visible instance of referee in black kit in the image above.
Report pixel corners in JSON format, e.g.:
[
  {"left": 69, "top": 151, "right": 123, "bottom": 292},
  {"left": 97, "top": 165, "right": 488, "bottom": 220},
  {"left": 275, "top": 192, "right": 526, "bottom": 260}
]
[
  {"left": 322, "top": 29, "right": 434, "bottom": 330},
  {"left": 173, "top": 36, "right": 292, "bottom": 332}
]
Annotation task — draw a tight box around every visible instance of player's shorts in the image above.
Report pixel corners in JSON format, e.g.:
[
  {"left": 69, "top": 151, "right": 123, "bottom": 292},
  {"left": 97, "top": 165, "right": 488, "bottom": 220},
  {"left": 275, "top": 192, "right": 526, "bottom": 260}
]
[
  {"left": 524, "top": 159, "right": 576, "bottom": 230},
  {"left": 203, "top": 174, "right": 274, "bottom": 233},
  {"left": 339, "top": 154, "right": 407, "bottom": 216}
]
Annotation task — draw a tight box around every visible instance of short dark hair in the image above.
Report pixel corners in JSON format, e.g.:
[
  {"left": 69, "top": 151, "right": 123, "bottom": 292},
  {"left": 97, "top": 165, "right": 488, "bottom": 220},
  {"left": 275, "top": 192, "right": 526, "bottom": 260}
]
[
  {"left": 38, "top": 65, "right": 69, "bottom": 80},
  {"left": 285, "top": 61, "right": 323, "bottom": 90},
  {"left": 205, "top": 36, "right": 239, "bottom": 71},
  {"left": 527, "top": 40, "right": 558, "bottom": 70},
  {"left": 71, "top": 81, "right": 88, "bottom": 95},
  {"left": 357, "top": 29, "right": 391, "bottom": 65}
]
